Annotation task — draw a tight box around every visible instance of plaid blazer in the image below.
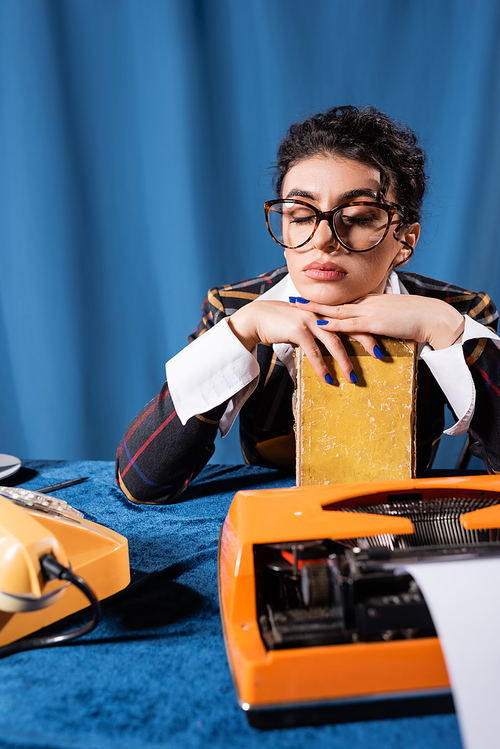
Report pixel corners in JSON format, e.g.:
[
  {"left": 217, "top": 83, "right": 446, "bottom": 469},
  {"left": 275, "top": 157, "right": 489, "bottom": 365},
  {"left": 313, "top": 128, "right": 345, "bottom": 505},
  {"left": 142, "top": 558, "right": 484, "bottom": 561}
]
[{"left": 116, "top": 267, "right": 500, "bottom": 504}]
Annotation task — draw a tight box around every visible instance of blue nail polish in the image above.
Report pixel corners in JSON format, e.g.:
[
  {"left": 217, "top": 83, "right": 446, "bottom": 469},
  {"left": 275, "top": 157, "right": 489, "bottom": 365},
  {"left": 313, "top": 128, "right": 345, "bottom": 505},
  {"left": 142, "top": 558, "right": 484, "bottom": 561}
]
[
  {"left": 350, "top": 371, "right": 359, "bottom": 384},
  {"left": 296, "top": 297, "right": 310, "bottom": 304},
  {"left": 289, "top": 296, "right": 297, "bottom": 303},
  {"left": 374, "top": 345, "right": 385, "bottom": 359},
  {"left": 325, "top": 373, "right": 334, "bottom": 385},
  {"left": 317, "top": 319, "right": 328, "bottom": 326}
]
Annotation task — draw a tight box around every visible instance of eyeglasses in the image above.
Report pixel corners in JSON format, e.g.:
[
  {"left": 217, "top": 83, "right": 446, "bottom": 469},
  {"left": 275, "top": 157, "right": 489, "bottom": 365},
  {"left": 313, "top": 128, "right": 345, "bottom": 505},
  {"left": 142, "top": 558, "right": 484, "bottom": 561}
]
[{"left": 264, "top": 198, "right": 405, "bottom": 252}]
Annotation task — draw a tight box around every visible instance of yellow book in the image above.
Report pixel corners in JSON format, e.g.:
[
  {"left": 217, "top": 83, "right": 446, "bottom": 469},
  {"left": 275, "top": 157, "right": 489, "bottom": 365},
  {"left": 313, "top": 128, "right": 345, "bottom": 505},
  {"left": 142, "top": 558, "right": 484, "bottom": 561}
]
[{"left": 295, "top": 336, "right": 417, "bottom": 486}]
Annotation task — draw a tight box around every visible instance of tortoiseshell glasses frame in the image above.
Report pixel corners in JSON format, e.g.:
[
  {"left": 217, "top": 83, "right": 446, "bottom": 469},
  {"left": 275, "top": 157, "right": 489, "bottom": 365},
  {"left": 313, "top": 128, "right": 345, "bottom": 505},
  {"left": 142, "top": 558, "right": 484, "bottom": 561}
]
[{"left": 264, "top": 198, "right": 406, "bottom": 252}]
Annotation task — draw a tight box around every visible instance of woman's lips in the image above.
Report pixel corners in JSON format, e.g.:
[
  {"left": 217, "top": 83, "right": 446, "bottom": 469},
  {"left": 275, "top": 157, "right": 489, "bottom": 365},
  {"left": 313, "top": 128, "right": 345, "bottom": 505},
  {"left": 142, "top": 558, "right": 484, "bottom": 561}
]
[{"left": 302, "top": 261, "right": 347, "bottom": 281}]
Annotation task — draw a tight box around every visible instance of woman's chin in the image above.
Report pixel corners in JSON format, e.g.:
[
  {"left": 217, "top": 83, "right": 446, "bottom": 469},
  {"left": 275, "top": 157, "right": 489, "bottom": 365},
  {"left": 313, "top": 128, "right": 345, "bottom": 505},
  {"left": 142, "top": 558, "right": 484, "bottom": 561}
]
[
  {"left": 293, "top": 277, "right": 386, "bottom": 306},
  {"left": 295, "top": 286, "right": 360, "bottom": 306}
]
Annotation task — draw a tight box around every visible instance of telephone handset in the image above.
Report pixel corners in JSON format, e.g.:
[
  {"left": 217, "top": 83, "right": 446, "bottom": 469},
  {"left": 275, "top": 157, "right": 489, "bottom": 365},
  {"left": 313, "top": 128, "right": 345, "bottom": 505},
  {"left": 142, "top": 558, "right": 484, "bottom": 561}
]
[{"left": 0, "top": 486, "right": 130, "bottom": 653}]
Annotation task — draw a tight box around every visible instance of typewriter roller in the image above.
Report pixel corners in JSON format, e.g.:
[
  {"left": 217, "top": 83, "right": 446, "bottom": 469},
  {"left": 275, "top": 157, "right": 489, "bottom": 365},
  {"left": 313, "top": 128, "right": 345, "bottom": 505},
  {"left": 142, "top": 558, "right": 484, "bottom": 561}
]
[{"left": 256, "top": 491, "right": 500, "bottom": 652}]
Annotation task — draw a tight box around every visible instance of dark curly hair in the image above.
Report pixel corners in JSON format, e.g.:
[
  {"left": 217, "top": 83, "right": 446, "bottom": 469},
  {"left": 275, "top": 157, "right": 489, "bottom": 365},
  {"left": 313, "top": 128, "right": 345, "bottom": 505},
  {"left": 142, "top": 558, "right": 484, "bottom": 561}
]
[{"left": 274, "top": 105, "right": 427, "bottom": 227}]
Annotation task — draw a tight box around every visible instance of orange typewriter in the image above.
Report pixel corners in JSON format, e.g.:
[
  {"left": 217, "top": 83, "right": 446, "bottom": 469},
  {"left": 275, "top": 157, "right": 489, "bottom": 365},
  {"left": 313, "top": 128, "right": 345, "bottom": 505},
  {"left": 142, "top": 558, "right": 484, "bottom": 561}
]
[{"left": 218, "top": 474, "right": 500, "bottom": 728}]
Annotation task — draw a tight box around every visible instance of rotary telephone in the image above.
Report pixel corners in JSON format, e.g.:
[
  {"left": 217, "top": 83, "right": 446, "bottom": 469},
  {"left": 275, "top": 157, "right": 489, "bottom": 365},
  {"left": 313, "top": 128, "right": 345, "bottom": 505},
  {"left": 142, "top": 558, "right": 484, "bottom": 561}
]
[{"left": 0, "top": 486, "right": 129, "bottom": 655}]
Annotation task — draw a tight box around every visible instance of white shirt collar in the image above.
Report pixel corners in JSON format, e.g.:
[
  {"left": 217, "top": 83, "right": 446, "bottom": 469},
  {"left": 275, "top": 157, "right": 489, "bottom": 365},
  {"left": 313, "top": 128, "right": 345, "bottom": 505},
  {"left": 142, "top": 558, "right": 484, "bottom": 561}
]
[{"left": 254, "top": 272, "right": 300, "bottom": 303}]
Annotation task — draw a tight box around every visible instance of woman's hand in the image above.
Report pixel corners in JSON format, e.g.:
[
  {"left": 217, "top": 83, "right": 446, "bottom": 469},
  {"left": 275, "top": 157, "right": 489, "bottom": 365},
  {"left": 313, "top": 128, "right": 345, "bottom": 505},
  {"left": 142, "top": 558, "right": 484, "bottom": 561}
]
[
  {"left": 228, "top": 299, "right": 381, "bottom": 385},
  {"left": 228, "top": 293, "right": 465, "bottom": 386},
  {"left": 292, "top": 294, "right": 465, "bottom": 350}
]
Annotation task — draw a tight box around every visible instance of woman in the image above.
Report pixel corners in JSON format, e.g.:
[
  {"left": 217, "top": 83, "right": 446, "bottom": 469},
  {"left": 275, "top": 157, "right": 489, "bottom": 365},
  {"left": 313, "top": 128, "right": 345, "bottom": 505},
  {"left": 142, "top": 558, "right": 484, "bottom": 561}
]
[{"left": 116, "top": 105, "right": 500, "bottom": 504}]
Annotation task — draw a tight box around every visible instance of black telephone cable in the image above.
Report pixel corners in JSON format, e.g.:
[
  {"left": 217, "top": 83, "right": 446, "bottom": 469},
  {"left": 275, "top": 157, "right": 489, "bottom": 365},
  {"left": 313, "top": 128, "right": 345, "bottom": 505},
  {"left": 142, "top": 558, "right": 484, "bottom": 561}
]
[{"left": 0, "top": 553, "right": 102, "bottom": 658}]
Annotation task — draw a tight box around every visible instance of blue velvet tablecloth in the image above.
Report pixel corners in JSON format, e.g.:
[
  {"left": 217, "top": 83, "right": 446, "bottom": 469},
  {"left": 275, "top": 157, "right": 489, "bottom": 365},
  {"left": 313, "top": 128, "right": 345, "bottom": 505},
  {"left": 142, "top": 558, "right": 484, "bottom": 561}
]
[{"left": 0, "top": 460, "right": 463, "bottom": 749}]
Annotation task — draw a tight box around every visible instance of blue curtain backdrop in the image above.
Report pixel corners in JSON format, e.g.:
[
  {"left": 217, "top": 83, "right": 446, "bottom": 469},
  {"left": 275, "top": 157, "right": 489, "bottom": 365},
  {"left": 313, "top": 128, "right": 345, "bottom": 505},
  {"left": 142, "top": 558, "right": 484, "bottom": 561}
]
[{"left": 1, "top": 0, "right": 499, "bottom": 467}]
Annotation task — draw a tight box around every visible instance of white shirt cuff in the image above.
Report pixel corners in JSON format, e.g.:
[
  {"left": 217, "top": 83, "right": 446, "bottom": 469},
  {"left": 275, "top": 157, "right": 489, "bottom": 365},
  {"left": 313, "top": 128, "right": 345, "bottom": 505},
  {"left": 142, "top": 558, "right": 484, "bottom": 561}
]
[
  {"left": 166, "top": 318, "right": 260, "bottom": 434},
  {"left": 165, "top": 272, "right": 300, "bottom": 437},
  {"left": 420, "top": 315, "right": 500, "bottom": 435}
]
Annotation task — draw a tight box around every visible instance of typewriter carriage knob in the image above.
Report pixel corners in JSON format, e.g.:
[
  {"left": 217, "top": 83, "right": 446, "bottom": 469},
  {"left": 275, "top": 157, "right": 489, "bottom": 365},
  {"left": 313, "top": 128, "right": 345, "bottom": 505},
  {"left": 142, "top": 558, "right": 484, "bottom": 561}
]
[{"left": 301, "top": 563, "right": 332, "bottom": 608}]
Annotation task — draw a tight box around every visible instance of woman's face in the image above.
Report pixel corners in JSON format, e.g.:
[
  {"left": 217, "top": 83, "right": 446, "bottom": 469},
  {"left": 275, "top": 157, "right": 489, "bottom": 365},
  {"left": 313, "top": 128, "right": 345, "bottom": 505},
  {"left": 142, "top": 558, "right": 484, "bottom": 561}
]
[{"left": 281, "top": 154, "right": 419, "bottom": 305}]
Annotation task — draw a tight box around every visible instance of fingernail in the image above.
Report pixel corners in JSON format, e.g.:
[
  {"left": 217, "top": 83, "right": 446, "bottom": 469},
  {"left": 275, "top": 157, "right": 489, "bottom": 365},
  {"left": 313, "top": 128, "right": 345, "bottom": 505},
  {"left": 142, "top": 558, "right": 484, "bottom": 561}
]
[
  {"left": 374, "top": 345, "right": 385, "bottom": 359},
  {"left": 289, "top": 296, "right": 297, "bottom": 303},
  {"left": 325, "top": 373, "right": 334, "bottom": 385},
  {"left": 296, "top": 297, "right": 310, "bottom": 304},
  {"left": 350, "top": 371, "right": 359, "bottom": 384},
  {"left": 316, "top": 319, "right": 328, "bottom": 326}
]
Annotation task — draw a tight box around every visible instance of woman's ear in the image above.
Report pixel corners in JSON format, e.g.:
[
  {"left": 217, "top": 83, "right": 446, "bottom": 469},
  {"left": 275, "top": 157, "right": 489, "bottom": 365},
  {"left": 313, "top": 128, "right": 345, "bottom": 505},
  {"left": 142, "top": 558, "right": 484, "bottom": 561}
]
[{"left": 392, "top": 223, "right": 420, "bottom": 268}]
